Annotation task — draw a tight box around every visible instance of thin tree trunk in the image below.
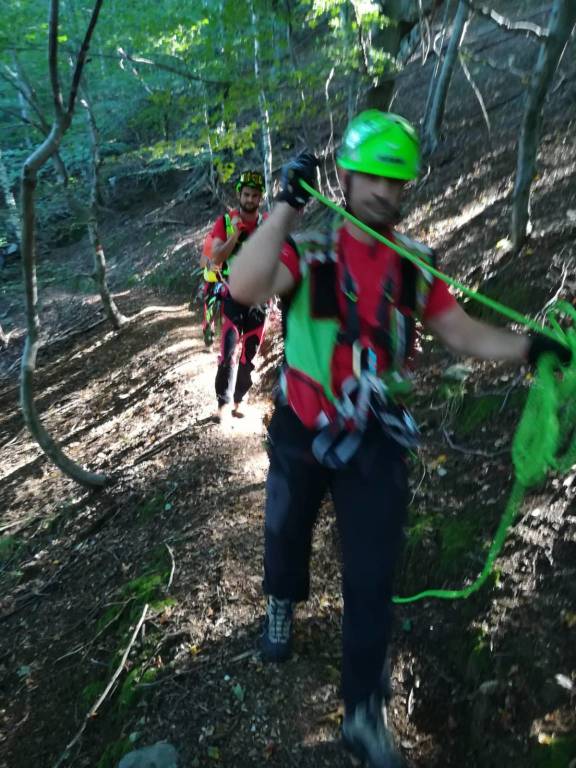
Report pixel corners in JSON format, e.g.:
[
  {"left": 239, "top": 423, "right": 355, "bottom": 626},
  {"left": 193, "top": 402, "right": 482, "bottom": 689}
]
[
  {"left": 422, "top": 0, "right": 453, "bottom": 128},
  {"left": 83, "top": 94, "right": 128, "bottom": 329},
  {"left": 0, "top": 147, "right": 21, "bottom": 244},
  {"left": 511, "top": 0, "right": 576, "bottom": 250},
  {"left": 202, "top": 88, "right": 218, "bottom": 199},
  {"left": 285, "top": 1, "right": 312, "bottom": 147},
  {"left": 422, "top": 1, "right": 470, "bottom": 157},
  {"left": 10, "top": 54, "right": 70, "bottom": 185},
  {"left": 20, "top": 0, "right": 106, "bottom": 489},
  {"left": 250, "top": 0, "right": 272, "bottom": 209}
]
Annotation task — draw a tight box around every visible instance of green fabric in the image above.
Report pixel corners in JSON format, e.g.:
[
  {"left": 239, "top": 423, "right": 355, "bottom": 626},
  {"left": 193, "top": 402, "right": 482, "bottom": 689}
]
[
  {"left": 337, "top": 110, "right": 420, "bottom": 181},
  {"left": 285, "top": 249, "right": 340, "bottom": 404}
]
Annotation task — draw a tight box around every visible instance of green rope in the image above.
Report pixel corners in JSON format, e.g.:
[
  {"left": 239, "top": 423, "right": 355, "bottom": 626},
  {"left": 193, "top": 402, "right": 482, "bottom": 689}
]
[
  {"left": 298, "top": 181, "right": 576, "bottom": 603},
  {"left": 300, "top": 181, "right": 567, "bottom": 346}
]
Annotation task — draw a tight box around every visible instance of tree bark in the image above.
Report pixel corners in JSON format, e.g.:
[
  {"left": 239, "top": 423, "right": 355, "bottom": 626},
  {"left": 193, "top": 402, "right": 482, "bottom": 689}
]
[
  {"left": 7, "top": 56, "right": 70, "bottom": 185},
  {"left": 83, "top": 93, "right": 128, "bottom": 329},
  {"left": 511, "top": 0, "right": 576, "bottom": 250},
  {"left": 0, "top": 148, "right": 21, "bottom": 244},
  {"left": 422, "top": 1, "right": 470, "bottom": 157},
  {"left": 20, "top": 0, "right": 107, "bottom": 489}
]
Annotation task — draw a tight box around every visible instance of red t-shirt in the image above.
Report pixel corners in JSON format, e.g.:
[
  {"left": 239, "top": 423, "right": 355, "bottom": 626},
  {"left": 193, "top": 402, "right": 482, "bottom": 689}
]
[
  {"left": 280, "top": 226, "right": 457, "bottom": 428},
  {"left": 211, "top": 210, "right": 260, "bottom": 241}
]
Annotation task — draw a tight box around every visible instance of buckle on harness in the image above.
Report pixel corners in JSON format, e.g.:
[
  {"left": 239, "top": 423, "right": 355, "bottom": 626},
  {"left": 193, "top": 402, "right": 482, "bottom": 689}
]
[{"left": 352, "top": 341, "right": 377, "bottom": 380}]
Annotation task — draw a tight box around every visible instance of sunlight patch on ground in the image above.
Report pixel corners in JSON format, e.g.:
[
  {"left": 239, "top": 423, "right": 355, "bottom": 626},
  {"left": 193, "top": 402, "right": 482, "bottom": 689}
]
[
  {"left": 429, "top": 184, "right": 509, "bottom": 240},
  {"left": 162, "top": 338, "right": 198, "bottom": 356}
]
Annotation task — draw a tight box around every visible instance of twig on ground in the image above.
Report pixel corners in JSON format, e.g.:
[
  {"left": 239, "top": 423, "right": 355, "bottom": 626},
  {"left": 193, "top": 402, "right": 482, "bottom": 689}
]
[
  {"left": 54, "top": 597, "right": 135, "bottom": 665},
  {"left": 165, "top": 543, "right": 176, "bottom": 592},
  {"left": 51, "top": 603, "right": 149, "bottom": 768},
  {"left": 442, "top": 427, "right": 509, "bottom": 457},
  {"left": 409, "top": 461, "right": 427, "bottom": 506}
]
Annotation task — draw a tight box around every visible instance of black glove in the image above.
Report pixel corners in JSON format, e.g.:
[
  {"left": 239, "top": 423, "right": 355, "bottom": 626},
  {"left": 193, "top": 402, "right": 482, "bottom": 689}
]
[
  {"left": 276, "top": 151, "right": 319, "bottom": 209},
  {"left": 527, "top": 333, "right": 572, "bottom": 366}
]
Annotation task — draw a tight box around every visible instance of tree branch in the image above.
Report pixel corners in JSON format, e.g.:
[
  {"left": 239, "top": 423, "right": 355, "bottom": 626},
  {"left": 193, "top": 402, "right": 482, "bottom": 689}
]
[
  {"left": 48, "top": 0, "right": 64, "bottom": 118},
  {"left": 459, "top": 50, "right": 491, "bottom": 137},
  {"left": 67, "top": 0, "right": 104, "bottom": 115},
  {"left": 464, "top": 0, "right": 549, "bottom": 40},
  {"left": 116, "top": 47, "right": 231, "bottom": 87}
]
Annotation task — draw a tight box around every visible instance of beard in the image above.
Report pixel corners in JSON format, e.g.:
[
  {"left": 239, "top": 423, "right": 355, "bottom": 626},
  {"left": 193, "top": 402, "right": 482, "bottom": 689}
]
[
  {"left": 350, "top": 197, "right": 402, "bottom": 231},
  {"left": 239, "top": 201, "right": 258, "bottom": 214}
]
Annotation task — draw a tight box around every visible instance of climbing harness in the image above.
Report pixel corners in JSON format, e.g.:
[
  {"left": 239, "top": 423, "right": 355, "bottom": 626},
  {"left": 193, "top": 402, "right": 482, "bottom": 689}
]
[
  {"left": 300, "top": 180, "right": 576, "bottom": 603},
  {"left": 281, "top": 213, "right": 434, "bottom": 467}
]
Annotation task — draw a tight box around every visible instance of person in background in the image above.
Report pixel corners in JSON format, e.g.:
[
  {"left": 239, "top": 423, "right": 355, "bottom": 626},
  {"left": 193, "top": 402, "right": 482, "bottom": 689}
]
[{"left": 210, "top": 170, "right": 268, "bottom": 421}]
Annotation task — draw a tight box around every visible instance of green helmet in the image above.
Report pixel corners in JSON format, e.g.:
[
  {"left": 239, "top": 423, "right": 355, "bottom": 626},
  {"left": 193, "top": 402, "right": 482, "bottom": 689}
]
[
  {"left": 337, "top": 110, "right": 420, "bottom": 181},
  {"left": 236, "top": 170, "right": 265, "bottom": 193}
]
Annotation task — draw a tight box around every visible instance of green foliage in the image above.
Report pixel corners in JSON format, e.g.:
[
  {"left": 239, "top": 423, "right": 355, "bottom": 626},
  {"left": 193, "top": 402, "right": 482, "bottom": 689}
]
[
  {"left": 81, "top": 680, "right": 106, "bottom": 709},
  {"left": 531, "top": 735, "right": 576, "bottom": 767},
  {"left": 96, "top": 737, "right": 134, "bottom": 768},
  {"left": 456, "top": 391, "right": 527, "bottom": 435},
  {"left": 0, "top": 536, "right": 19, "bottom": 563},
  {"left": 117, "top": 667, "right": 159, "bottom": 714}
]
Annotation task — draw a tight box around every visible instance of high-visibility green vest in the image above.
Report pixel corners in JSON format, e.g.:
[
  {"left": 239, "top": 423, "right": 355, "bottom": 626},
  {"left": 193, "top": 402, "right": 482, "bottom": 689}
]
[{"left": 203, "top": 210, "right": 263, "bottom": 282}]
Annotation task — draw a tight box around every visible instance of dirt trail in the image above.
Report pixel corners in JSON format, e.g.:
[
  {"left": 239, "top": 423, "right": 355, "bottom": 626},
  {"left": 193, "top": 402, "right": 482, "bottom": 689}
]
[{"left": 2, "top": 293, "right": 574, "bottom": 768}]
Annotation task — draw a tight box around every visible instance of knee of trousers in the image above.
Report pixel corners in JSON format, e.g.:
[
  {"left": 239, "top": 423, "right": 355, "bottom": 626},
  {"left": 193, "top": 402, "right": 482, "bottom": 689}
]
[
  {"left": 220, "top": 326, "right": 238, "bottom": 363},
  {"left": 265, "top": 472, "right": 307, "bottom": 542}
]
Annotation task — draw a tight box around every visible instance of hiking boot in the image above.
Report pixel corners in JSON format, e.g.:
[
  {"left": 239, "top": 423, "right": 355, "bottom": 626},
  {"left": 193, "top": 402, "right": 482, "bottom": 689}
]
[
  {"left": 215, "top": 403, "right": 230, "bottom": 424},
  {"left": 259, "top": 596, "right": 293, "bottom": 663},
  {"left": 342, "top": 695, "right": 401, "bottom": 768},
  {"left": 232, "top": 401, "right": 246, "bottom": 418}
]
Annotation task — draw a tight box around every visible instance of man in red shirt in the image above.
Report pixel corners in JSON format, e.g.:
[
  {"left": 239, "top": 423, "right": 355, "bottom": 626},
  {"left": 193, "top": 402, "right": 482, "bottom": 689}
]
[
  {"left": 210, "top": 171, "right": 267, "bottom": 421},
  {"left": 228, "top": 112, "right": 569, "bottom": 768}
]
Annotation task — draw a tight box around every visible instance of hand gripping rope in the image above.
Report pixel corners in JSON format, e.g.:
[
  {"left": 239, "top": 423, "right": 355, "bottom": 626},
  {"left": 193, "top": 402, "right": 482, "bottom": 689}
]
[{"left": 300, "top": 180, "right": 576, "bottom": 603}]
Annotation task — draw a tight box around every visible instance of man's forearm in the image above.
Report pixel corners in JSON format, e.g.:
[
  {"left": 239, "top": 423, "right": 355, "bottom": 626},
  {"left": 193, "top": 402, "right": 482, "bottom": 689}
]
[
  {"left": 229, "top": 203, "right": 299, "bottom": 304},
  {"left": 212, "top": 231, "right": 241, "bottom": 266},
  {"left": 427, "top": 304, "right": 530, "bottom": 362}
]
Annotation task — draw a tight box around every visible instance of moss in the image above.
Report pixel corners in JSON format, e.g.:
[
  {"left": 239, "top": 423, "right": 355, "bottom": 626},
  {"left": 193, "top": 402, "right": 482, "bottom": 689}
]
[
  {"left": 531, "top": 734, "right": 576, "bottom": 767},
  {"left": 463, "top": 275, "right": 547, "bottom": 325},
  {"left": 97, "top": 736, "right": 134, "bottom": 768},
  {"left": 464, "top": 633, "right": 493, "bottom": 684},
  {"left": 455, "top": 390, "right": 527, "bottom": 436},
  {"left": 136, "top": 493, "right": 166, "bottom": 523},
  {"left": 402, "top": 506, "right": 490, "bottom": 588},
  {"left": 117, "top": 667, "right": 159, "bottom": 714},
  {"left": 0, "top": 536, "right": 18, "bottom": 562}
]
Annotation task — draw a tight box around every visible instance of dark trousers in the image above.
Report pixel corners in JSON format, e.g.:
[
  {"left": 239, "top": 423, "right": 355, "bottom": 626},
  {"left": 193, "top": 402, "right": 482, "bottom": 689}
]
[
  {"left": 263, "top": 405, "right": 408, "bottom": 710},
  {"left": 215, "top": 296, "right": 266, "bottom": 406}
]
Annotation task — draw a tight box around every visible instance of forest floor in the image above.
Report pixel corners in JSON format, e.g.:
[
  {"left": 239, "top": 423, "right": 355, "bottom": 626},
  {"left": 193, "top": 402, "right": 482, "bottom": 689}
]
[{"left": 1, "top": 4, "right": 576, "bottom": 767}]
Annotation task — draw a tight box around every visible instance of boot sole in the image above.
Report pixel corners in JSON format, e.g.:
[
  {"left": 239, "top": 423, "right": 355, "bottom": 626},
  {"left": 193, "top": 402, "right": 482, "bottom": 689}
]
[{"left": 342, "top": 734, "right": 401, "bottom": 768}]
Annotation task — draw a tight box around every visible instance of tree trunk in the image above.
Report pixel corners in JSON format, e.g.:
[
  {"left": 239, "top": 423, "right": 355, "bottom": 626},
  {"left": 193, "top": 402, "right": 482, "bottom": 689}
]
[
  {"left": 83, "top": 94, "right": 128, "bottom": 329},
  {"left": 202, "top": 89, "right": 218, "bottom": 199},
  {"left": 422, "top": 0, "right": 454, "bottom": 127},
  {"left": 422, "top": 1, "right": 470, "bottom": 157},
  {"left": 285, "top": 1, "right": 312, "bottom": 147},
  {"left": 511, "top": 0, "right": 576, "bottom": 250},
  {"left": 0, "top": 147, "right": 21, "bottom": 244},
  {"left": 10, "top": 54, "right": 70, "bottom": 185},
  {"left": 20, "top": 124, "right": 107, "bottom": 488},
  {"left": 20, "top": 0, "right": 106, "bottom": 489},
  {"left": 250, "top": 0, "right": 273, "bottom": 209}
]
